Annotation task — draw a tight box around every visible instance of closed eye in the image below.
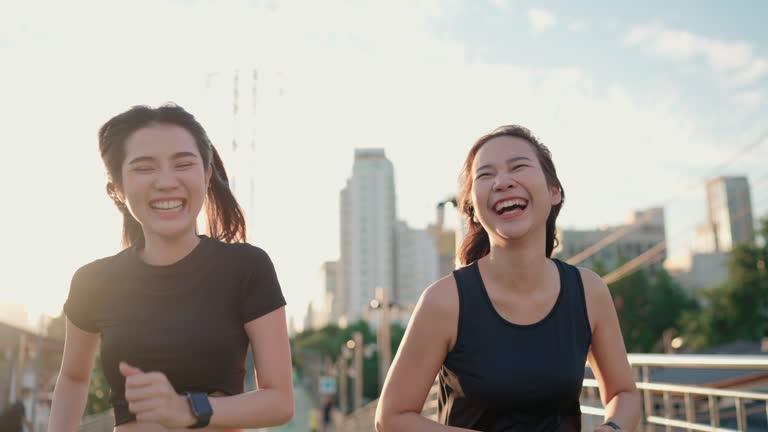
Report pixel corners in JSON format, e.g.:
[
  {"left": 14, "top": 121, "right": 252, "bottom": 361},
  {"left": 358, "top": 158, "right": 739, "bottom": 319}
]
[
  {"left": 176, "top": 163, "right": 196, "bottom": 169},
  {"left": 475, "top": 172, "right": 492, "bottom": 180}
]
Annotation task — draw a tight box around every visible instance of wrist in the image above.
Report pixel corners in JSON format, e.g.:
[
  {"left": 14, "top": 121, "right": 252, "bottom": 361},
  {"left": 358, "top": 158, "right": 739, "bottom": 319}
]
[
  {"left": 599, "top": 420, "right": 622, "bottom": 431},
  {"left": 177, "top": 394, "right": 197, "bottom": 427}
]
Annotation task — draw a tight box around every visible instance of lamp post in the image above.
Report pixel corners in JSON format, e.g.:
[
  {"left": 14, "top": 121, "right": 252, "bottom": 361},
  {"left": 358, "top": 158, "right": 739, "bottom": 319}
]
[{"left": 369, "top": 287, "right": 392, "bottom": 392}]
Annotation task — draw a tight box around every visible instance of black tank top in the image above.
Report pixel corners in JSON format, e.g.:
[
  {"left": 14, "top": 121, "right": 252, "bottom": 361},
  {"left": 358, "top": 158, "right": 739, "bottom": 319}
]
[{"left": 439, "top": 259, "right": 592, "bottom": 432}]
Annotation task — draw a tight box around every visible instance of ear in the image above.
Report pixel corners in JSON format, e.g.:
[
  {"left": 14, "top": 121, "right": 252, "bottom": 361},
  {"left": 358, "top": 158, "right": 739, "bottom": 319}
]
[
  {"left": 549, "top": 185, "right": 562, "bottom": 206},
  {"left": 207, "top": 164, "right": 213, "bottom": 187}
]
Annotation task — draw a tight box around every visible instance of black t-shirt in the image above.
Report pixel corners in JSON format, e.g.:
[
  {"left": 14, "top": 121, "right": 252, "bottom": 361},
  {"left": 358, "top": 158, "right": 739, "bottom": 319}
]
[
  {"left": 0, "top": 401, "right": 24, "bottom": 432},
  {"left": 63, "top": 236, "right": 286, "bottom": 425}
]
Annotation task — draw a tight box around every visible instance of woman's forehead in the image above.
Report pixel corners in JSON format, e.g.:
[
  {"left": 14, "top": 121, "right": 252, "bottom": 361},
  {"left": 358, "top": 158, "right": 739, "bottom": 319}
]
[
  {"left": 124, "top": 124, "right": 200, "bottom": 158},
  {"left": 473, "top": 136, "right": 535, "bottom": 169}
]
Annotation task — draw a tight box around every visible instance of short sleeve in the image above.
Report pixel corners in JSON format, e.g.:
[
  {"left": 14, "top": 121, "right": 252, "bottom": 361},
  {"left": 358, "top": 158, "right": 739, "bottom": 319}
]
[
  {"left": 63, "top": 264, "right": 100, "bottom": 333},
  {"left": 240, "top": 247, "right": 286, "bottom": 323}
]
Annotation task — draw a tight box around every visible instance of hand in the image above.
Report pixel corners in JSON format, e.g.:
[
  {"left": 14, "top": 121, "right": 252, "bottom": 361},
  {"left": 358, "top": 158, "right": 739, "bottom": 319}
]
[{"left": 120, "top": 362, "right": 196, "bottom": 428}]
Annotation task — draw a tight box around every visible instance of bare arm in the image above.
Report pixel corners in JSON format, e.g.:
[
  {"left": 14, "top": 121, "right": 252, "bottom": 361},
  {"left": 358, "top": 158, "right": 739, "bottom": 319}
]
[
  {"left": 207, "top": 306, "right": 295, "bottom": 428},
  {"left": 122, "top": 307, "right": 295, "bottom": 429},
  {"left": 375, "top": 277, "right": 475, "bottom": 432},
  {"left": 581, "top": 268, "right": 642, "bottom": 431},
  {"left": 48, "top": 318, "right": 100, "bottom": 432}
]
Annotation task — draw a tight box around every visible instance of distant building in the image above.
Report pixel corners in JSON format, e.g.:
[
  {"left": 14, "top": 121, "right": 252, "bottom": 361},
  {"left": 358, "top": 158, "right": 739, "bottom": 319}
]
[
  {"left": 395, "top": 221, "right": 439, "bottom": 307},
  {"left": 696, "top": 176, "right": 755, "bottom": 253},
  {"left": 670, "top": 176, "right": 754, "bottom": 291},
  {"left": 339, "top": 149, "right": 397, "bottom": 322},
  {"left": 557, "top": 207, "right": 667, "bottom": 272}
]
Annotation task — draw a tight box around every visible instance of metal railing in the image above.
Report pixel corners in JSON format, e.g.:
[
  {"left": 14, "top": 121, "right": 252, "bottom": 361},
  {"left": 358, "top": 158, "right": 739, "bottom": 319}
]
[
  {"left": 582, "top": 354, "right": 768, "bottom": 432},
  {"left": 340, "top": 354, "right": 768, "bottom": 432}
]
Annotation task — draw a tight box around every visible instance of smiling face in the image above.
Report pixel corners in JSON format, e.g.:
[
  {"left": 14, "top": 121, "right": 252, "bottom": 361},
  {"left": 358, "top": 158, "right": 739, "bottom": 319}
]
[
  {"left": 470, "top": 135, "right": 562, "bottom": 246},
  {"left": 114, "top": 123, "right": 211, "bottom": 244}
]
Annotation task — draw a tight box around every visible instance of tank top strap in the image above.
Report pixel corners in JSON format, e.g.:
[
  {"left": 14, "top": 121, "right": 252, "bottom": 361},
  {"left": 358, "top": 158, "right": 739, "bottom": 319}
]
[
  {"left": 553, "top": 258, "right": 592, "bottom": 343},
  {"left": 450, "top": 261, "right": 489, "bottom": 352}
]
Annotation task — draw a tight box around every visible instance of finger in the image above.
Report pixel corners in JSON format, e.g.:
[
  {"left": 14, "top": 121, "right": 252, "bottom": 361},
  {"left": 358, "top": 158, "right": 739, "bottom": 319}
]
[
  {"left": 125, "top": 371, "right": 169, "bottom": 389},
  {"left": 119, "top": 362, "right": 143, "bottom": 377},
  {"left": 127, "top": 398, "right": 160, "bottom": 414},
  {"left": 124, "top": 385, "right": 159, "bottom": 403}
]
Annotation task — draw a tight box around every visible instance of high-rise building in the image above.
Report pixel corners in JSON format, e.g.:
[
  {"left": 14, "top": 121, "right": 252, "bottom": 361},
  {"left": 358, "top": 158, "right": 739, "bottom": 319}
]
[
  {"left": 697, "top": 176, "right": 755, "bottom": 253},
  {"left": 339, "top": 149, "right": 397, "bottom": 322},
  {"left": 557, "top": 207, "right": 667, "bottom": 272},
  {"left": 395, "top": 221, "right": 439, "bottom": 306}
]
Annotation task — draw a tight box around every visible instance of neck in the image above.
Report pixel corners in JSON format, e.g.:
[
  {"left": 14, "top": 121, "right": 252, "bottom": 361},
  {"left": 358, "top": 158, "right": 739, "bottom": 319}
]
[
  {"left": 483, "top": 229, "right": 551, "bottom": 295},
  {"left": 140, "top": 230, "right": 201, "bottom": 266}
]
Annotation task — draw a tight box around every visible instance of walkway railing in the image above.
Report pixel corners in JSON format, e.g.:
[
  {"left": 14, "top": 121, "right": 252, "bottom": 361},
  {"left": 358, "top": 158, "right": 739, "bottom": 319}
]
[{"left": 340, "top": 354, "right": 768, "bottom": 431}]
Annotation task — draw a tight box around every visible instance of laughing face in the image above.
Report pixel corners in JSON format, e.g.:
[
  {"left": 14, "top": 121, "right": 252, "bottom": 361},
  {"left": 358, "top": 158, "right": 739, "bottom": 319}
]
[
  {"left": 471, "top": 135, "right": 561, "bottom": 245},
  {"left": 115, "top": 123, "right": 211, "bottom": 244}
]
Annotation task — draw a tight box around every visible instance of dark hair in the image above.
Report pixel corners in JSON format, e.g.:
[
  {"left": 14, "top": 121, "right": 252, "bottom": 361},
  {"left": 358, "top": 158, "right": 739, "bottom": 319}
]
[
  {"left": 457, "top": 125, "right": 564, "bottom": 265},
  {"left": 99, "top": 103, "right": 246, "bottom": 248}
]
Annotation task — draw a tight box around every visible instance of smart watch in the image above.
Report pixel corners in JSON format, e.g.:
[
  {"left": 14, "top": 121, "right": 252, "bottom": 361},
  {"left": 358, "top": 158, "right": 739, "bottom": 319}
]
[{"left": 185, "top": 392, "right": 213, "bottom": 428}]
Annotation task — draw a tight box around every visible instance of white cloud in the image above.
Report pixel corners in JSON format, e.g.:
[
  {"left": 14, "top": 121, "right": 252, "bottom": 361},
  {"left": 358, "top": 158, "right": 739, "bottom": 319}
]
[
  {"left": 490, "top": 0, "right": 512, "bottom": 10},
  {"left": 567, "top": 20, "right": 587, "bottom": 32},
  {"left": 528, "top": 8, "right": 558, "bottom": 33},
  {"left": 624, "top": 22, "right": 768, "bottom": 85},
  {"left": 731, "top": 91, "right": 764, "bottom": 109}
]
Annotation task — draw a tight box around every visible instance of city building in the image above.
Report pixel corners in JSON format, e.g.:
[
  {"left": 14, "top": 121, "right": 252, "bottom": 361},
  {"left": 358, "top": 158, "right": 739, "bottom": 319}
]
[
  {"left": 339, "top": 149, "right": 397, "bottom": 322},
  {"left": 556, "top": 207, "right": 667, "bottom": 273},
  {"left": 668, "top": 176, "right": 755, "bottom": 291},
  {"left": 696, "top": 176, "right": 755, "bottom": 253},
  {"left": 395, "top": 221, "right": 439, "bottom": 307}
]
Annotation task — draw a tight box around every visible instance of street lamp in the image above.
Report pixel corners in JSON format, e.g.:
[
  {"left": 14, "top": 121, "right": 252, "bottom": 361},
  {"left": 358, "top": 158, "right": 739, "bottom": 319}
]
[{"left": 368, "top": 287, "right": 392, "bottom": 392}]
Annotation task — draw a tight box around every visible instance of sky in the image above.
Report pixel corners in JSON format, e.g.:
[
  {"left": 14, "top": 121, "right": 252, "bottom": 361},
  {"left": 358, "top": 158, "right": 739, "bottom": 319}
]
[{"left": 1, "top": 0, "right": 767, "bottom": 330}]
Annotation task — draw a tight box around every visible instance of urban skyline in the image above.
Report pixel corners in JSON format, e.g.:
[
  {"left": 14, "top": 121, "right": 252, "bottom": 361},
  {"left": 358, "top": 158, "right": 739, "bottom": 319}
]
[{"left": 2, "top": 0, "right": 768, "bottom": 331}]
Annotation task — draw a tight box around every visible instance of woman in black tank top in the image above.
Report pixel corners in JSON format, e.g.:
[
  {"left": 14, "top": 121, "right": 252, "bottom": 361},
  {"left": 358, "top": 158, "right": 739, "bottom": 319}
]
[{"left": 376, "top": 126, "right": 641, "bottom": 431}]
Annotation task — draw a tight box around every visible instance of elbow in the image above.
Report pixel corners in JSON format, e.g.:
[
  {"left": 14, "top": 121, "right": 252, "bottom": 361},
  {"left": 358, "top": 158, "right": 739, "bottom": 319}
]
[
  {"left": 374, "top": 407, "right": 397, "bottom": 432},
  {"left": 275, "top": 394, "right": 295, "bottom": 425}
]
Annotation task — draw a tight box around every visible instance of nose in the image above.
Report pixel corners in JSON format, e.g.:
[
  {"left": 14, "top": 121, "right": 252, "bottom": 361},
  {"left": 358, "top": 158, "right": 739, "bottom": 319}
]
[
  {"left": 153, "top": 168, "right": 180, "bottom": 190},
  {"left": 493, "top": 172, "right": 516, "bottom": 191}
]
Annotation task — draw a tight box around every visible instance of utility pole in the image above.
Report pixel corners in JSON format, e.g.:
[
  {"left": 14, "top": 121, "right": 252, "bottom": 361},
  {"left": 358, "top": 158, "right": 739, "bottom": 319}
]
[
  {"left": 352, "top": 332, "right": 364, "bottom": 409},
  {"left": 339, "top": 348, "right": 348, "bottom": 414},
  {"left": 375, "top": 287, "right": 392, "bottom": 391}
]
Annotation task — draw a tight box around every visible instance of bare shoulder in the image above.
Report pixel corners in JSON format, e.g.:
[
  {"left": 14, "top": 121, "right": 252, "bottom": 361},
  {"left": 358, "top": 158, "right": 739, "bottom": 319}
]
[
  {"left": 576, "top": 266, "right": 615, "bottom": 331},
  {"left": 417, "top": 273, "right": 459, "bottom": 319},
  {"left": 577, "top": 266, "right": 611, "bottom": 302}
]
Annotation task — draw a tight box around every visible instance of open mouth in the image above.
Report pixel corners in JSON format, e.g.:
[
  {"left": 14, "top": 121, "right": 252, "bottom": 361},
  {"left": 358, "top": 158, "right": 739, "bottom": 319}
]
[
  {"left": 149, "top": 199, "right": 186, "bottom": 213},
  {"left": 494, "top": 198, "right": 528, "bottom": 216}
]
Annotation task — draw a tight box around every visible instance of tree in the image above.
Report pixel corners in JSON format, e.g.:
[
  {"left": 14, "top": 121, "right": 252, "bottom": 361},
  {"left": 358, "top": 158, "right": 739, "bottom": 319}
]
[
  {"left": 680, "top": 219, "right": 768, "bottom": 349},
  {"left": 607, "top": 267, "right": 698, "bottom": 353}
]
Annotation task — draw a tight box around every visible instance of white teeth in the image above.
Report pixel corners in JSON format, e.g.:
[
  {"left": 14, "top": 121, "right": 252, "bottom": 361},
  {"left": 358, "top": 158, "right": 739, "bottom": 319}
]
[
  {"left": 495, "top": 199, "right": 527, "bottom": 212},
  {"left": 151, "top": 200, "right": 184, "bottom": 210}
]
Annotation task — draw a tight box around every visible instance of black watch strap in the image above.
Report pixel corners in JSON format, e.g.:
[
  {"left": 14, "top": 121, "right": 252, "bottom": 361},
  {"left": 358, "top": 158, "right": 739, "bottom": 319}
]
[
  {"left": 601, "top": 420, "right": 622, "bottom": 430},
  {"left": 185, "top": 392, "right": 213, "bottom": 429}
]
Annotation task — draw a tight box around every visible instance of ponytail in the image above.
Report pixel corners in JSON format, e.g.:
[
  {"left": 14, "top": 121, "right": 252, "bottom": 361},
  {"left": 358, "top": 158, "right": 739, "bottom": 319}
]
[{"left": 205, "top": 145, "right": 246, "bottom": 243}]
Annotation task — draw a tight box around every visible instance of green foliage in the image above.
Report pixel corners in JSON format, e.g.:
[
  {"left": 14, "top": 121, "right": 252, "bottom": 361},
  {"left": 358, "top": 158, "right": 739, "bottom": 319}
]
[
  {"left": 607, "top": 266, "right": 698, "bottom": 353},
  {"left": 680, "top": 219, "right": 768, "bottom": 349},
  {"left": 291, "top": 319, "right": 406, "bottom": 401}
]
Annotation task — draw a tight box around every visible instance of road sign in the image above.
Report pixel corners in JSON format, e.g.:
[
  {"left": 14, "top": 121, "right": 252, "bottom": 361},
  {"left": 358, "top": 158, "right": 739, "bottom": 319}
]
[{"left": 319, "top": 376, "right": 336, "bottom": 395}]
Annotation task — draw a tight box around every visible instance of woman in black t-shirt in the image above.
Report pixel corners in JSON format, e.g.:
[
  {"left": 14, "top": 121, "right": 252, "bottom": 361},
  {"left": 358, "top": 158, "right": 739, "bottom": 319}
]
[
  {"left": 375, "top": 126, "right": 641, "bottom": 431},
  {"left": 49, "top": 104, "right": 294, "bottom": 431}
]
